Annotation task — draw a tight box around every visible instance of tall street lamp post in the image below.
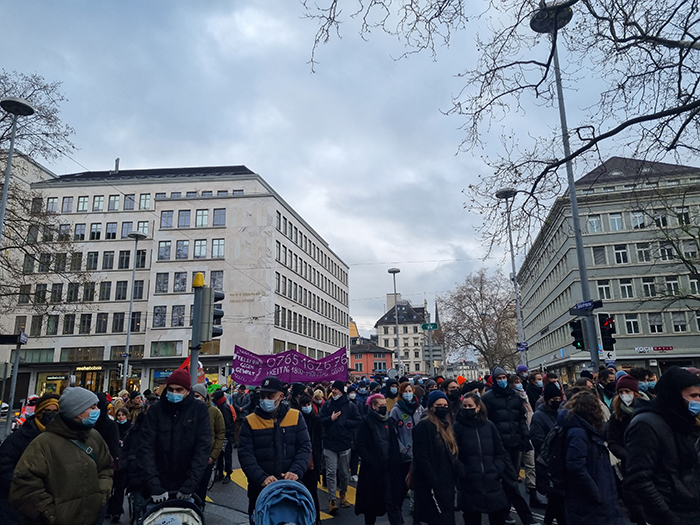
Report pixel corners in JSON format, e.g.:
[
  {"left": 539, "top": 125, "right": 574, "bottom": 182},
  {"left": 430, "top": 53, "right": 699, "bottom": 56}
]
[
  {"left": 123, "top": 230, "right": 147, "bottom": 390},
  {"left": 495, "top": 188, "right": 527, "bottom": 366},
  {"left": 388, "top": 268, "right": 402, "bottom": 375}
]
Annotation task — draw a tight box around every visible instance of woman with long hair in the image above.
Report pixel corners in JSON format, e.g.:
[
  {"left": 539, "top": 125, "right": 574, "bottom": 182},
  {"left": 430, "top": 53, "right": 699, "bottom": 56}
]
[{"left": 412, "top": 390, "right": 458, "bottom": 525}]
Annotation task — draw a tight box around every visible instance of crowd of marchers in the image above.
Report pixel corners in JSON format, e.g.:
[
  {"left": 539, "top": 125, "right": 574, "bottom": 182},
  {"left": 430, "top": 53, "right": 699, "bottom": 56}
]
[{"left": 0, "top": 363, "right": 698, "bottom": 525}]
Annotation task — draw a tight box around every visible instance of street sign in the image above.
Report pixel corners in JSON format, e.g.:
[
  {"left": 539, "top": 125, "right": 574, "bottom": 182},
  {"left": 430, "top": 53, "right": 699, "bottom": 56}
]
[
  {"left": 575, "top": 300, "right": 594, "bottom": 310},
  {"left": 516, "top": 342, "right": 529, "bottom": 352},
  {"left": 421, "top": 323, "right": 438, "bottom": 331},
  {"left": 603, "top": 349, "right": 617, "bottom": 362},
  {"left": 18, "top": 332, "right": 27, "bottom": 345}
]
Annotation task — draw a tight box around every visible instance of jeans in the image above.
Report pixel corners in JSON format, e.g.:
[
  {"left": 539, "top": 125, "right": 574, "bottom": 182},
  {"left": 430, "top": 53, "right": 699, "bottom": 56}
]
[{"left": 324, "top": 448, "right": 350, "bottom": 501}]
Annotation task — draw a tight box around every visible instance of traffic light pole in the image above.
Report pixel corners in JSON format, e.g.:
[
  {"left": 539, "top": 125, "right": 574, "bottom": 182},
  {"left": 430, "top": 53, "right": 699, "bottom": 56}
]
[{"left": 4, "top": 340, "right": 21, "bottom": 437}]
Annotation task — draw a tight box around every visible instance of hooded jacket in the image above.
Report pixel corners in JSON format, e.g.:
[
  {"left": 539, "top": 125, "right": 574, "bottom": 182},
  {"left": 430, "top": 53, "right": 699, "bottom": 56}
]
[
  {"left": 10, "top": 415, "right": 113, "bottom": 525},
  {"left": 319, "top": 394, "right": 361, "bottom": 451}
]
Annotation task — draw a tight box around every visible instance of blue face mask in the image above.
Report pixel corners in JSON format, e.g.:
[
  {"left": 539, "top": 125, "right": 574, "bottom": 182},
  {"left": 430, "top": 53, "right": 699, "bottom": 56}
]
[
  {"left": 117, "top": 419, "right": 128, "bottom": 425},
  {"left": 515, "top": 383, "right": 524, "bottom": 391},
  {"left": 81, "top": 409, "right": 100, "bottom": 426},
  {"left": 496, "top": 379, "right": 508, "bottom": 389},
  {"left": 390, "top": 387, "right": 398, "bottom": 395},
  {"left": 688, "top": 400, "right": 700, "bottom": 416},
  {"left": 358, "top": 388, "right": 367, "bottom": 394},
  {"left": 166, "top": 392, "right": 184, "bottom": 404},
  {"left": 536, "top": 380, "right": 544, "bottom": 389},
  {"left": 302, "top": 405, "right": 313, "bottom": 414},
  {"left": 638, "top": 382, "right": 649, "bottom": 392},
  {"left": 402, "top": 392, "right": 414, "bottom": 401},
  {"left": 260, "top": 399, "right": 277, "bottom": 413},
  {"left": 648, "top": 381, "right": 657, "bottom": 389}
]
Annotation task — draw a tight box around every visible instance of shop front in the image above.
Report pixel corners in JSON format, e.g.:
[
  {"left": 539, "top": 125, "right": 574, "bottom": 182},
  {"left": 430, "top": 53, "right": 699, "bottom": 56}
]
[
  {"left": 108, "top": 368, "right": 142, "bottom": 397},
  {"left": 74, "top": 365, "right": 104, "bottom": 393},
  {"left": 36, "top": 372, "right": 70, "bottom": 396},
  {"left": 150, "top": 368, "right": 176, "bottom": 391}
]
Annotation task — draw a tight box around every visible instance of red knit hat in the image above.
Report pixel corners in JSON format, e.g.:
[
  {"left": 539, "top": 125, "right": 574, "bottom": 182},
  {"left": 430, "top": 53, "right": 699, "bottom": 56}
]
[
  {"left": 166, "top": 369, "right": 192, "bottom": 391},
  {"left": 616, "top": 374, "right": 638, "bottom": 393}
]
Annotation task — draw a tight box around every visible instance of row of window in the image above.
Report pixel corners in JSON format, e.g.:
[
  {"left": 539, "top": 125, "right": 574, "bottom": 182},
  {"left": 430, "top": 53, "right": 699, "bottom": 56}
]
[
  {"left": 579, "top": 176, "right": 697, "bottom": 196},
  {"left": 274, "top": 272, "right": 347, "bottom": 328},
  {"left": 10, "top": 345, "right": 146, "bottom": 364},
  {"left": 28, "top": 220, "right": 149, "bottom": 243},
  {"left": 618, "top": 311, "right": 700, "bottom": 335},
  {"left": 587, "top": 208, "right": 694, "bottom": 234},
  {"left": 273, "top": 304, "right": 346, "bottom": 348},
  {"left": 382, "top": 338, "right": 424, "bottom": 349},
  {"left": 18, "top": 279, "right": 145, "bottom": 304},
  {"left": 23, "top": 249, "right": 147, "bottom": 274},
  {"left": 157, "top": 239, "right": 225, "bottom": 260},
  {"left": 15, "top": 312, "right": 145, "bottom": 337},
  {"left": 275, "top": 210, "right": 348, "bottom": 285},
  {"left": 591, "top": 241, "right": 697, "bottom": 267},
  {"left": 155, "top": 271, "right": 223, "bottom": 293},
  {"left": 596, "top": 275, "right": 699, "bottom": 301},
  {"left": 160, "top": 208, "right": 226, "bottom": 229},
  {"left": 381, "top": 325, "right": 421, "bottom": 335}
]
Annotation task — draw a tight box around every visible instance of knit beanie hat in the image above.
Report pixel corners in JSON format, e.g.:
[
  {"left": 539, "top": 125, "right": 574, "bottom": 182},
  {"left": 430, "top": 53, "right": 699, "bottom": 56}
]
[
  {"left": 212, "top": 390, "right": 226, "bottom": 406},
  {"left": 516, "top": 365, "right": 528, "bottom": 374},
  {"left": 166, "top": 369, "right": 192, "bottom": 391},
  {"left": 59, "top": 387, "right": 99, "bottom": 419},
  {"left": 427, "top": 390, "right": 448, "bottom": 408},
  {"left": 331, "top": 380, "right": 345, "bottom": 392},
  {"left": 491, "top": 366, "right": 507, "bottom": 378},
  {"left": 191, "top": 384, "right": 208, "bottom": 399},
  {"left": 544, "top": 382, "right": 561, "bottom": 401},
  {"left": 580, "top": 370, "right": 594, "bottom": 380},
  {"left": 615, "top": 370, "right": 627, "bottom": 382},
  {"left": 616, "top": 374, "right": 638, "bottom": 393},
  {"left": 129, "top": 390, "right": 142, "bottom": 400}
]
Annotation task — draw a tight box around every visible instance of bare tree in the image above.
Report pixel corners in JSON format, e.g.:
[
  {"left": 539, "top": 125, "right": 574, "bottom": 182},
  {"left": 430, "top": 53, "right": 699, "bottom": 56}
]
[{"left": 439, "top": 268, "right": 519, "bottom": 371}]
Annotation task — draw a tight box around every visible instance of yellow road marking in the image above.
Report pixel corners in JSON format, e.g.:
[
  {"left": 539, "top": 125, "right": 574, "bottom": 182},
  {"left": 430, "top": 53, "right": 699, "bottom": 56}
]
[
  {"left": 206, "top": 495, "right": 213, "bottom": 503},
  {"left": 230, "top": 468, "right": 249, "bottom": 490}
]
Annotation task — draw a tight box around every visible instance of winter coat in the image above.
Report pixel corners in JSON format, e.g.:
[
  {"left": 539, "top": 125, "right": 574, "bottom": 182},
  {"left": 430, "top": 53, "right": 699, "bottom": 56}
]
[
  {"left": 526, "top": 383, "right": 542, "bottom": 412},
  {"left": 125, "top": 399, "right": 144, "bottom": 423},
  {"left": 206, "top": 399, "right": 226, "bottom": 460},
  {"left": 530, "top": 404, "right": 557, "bottom": 456},
  {"left": 137, "top": 391, "right": 211, "bottom": 496},
  {"left": 412, "top": 418, "right": 456, "bottom": 525},
  {"left": 238, "top": 403, "right": 311, "bottom": 490},
  {"left": 390, "top": 398, "right": 423, "bottom": 462},
  {"left": 557, "top": 410, "right": 625, "bottom": 525},
  {"left": 233, "top": 391, "right": 251, "bottom": 417},
  {"left": 453, "top": 411, "right": 509, "bottom": 514},
  {"left": 606, "top": 407, "right": 632, "bottom": 467},
  {"left": 482, "top": 385, "right": 529, "bottom": 450},
  {"left": 120, "top": 413, "right": 146, "bottom": 491},
  {"left": 355, "top": 412, "right": 403, "bottom": 517},
  {"left": 10, "top": 415, "right": 113, "bottom": 525},
  {"left": 116, "top": 420, "right": 132, "bottom": 442},
  {"left": 355, "top": 391, "right": 369, "bottom": 414},
  {"left": 217, "top": 399, "right": 236, "bottom": 438},
  {"left": 319, "top": 394, "right": 361, "bottom": 451},
  {"left": 301, "top": 408, "right": 323, "bottom": 480}
]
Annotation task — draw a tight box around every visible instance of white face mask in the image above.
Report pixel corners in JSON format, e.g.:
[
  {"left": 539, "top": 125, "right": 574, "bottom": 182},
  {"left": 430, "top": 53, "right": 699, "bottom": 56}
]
[{"left": 620, "top": 393, "right": 634, "bottom": 407}]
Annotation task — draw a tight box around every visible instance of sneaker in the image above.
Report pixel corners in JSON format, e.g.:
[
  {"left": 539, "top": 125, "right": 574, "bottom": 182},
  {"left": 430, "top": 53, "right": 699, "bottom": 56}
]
[
  {"left": 329, "top": 499, "right": 339, "bottom": 515},
  {"left": 350, "top": 474, "right": 358, "bottom": 483}
]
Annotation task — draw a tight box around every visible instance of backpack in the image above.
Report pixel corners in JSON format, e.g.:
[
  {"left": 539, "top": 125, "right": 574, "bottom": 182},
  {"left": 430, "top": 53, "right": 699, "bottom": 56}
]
[{"left": 535, "top": 424, "right": 568, "bottom": 495}]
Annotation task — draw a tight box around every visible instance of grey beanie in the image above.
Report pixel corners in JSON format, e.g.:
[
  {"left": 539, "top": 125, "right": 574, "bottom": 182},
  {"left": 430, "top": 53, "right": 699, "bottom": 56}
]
[
  {"left": 59, "top": 387, "right": 99, "bottom": 419},
  {"left": 191, "top": 384, "right": 208, "bottom": 399},
  {"left": 492, "top": 366, "right": 508, "bottom": 378}
]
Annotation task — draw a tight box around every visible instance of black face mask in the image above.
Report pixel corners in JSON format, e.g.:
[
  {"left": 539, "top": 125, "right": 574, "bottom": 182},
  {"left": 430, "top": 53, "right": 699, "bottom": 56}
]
[
  {"left": 376, "top": 406, "right": 387, "bottom": 416},
  {"left": 604, "top": 382, "right": 616, "bottom": 395},
  {"left": 434, "top": 406, "right": 450, "bottom": 420},
  {"left": 39, "top": 411, "right": 56, "bottom": 426},
  {"left": 448, "top": 391, "right": 461, "bottom": 400},
  {"left": 549, "top": 400, "right": 561, "bottom": 412},
  {"left": 461, "top": 408, "right": 477, "bottom": 418}
]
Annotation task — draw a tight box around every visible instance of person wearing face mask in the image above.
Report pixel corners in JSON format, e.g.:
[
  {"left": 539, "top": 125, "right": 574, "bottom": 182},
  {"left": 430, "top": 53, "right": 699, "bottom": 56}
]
[
  {"left": 595, "top": 368, "right": 616, "bottom": 409},
  {"left": 0, "top": 393, "right": 59, "bottom": 525},
  {"left": 412, "top": 390, "right": 458, "bottom": 525},
  {"left": 319, "top": 380, "right": 361, "bottom": 514},
  {"left": 453, "top": 393, "right": 510, "bottom": 525},
  {"left": 356, "top": 380, "right": 370, "bottom": 410},
  {"left": 239, "top": 375, "right": 311, "bottom": 517},
  {"left": 299, "top": 394, "right": 323, "bottom": 525},
  {"left": 624, "top": 366, "right": 700, "bottom": 525},
  {"left": 10, "top": 387, "right": 113, "bottom": 525},
  {"left": 138, "top": 368, "right": 211, "bottom": 507},
  {"left": 382, "top": 378, "right": 400, "bottom": 413},
  {"left": 526, "top": 372, "right": 544, "bottom": 411},
  {"left": 440, "top": 379, "right": 462, "bottom": 419},
  {"left": 313, "top": 389, "right": 326, "bottom": 414}
]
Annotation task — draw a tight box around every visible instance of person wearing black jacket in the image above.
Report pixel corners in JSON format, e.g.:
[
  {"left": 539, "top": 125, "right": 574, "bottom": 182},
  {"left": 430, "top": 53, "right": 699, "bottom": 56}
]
[
  {"left": 137, "top": 369, "right": 211, "bottom": 504},
  {"left": 453, "top": 393, "right": 509, "bottom": 525},
  {"left": 212, "top": 389, "right": 235, "bottom": 483},
  {"left": 0, "top": 393, "right": 59, "bottom": 525},
  {"left": 319, "top": 380, "right": 361, "bottom": 514},
  {"left": 108, "top": 407, "right": 133, "bottom": 522},
  {"left": 624, "top": 366, "right": 700, "bottom": 525},
  {"left": 299, "top": 394, "right": 324, "bottom": 525},
  {"left": 526, "top": 372, "right": 543, "bottom": 412},
  {"left": 120, "top": 409, "right": 149, "bottom": 523},
  {"left": 233, "top": 384, "right": 251, "bottom": 447}
]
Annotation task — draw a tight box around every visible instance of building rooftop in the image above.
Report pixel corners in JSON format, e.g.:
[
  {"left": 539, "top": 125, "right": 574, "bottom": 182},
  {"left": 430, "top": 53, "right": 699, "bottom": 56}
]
[
  {"left": 575, "top": 156, "right": 700, "bottom": 187},
  {"left": 350, "top": 343, "right": 393, "bottom": 355},
  {"left": 375, "top": 301, "right": 426, "bottom": 327}
]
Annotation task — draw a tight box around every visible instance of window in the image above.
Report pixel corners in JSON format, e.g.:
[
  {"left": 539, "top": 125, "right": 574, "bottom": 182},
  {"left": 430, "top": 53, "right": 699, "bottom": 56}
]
[
  {"left": 31, "top": 198, "right": 42, "bottom": 214},
  {"left": 74, "top": 224, "right": 86, "bottom": 241},
  {"left": 150, "top": 340, "right": 183, "bottom": 357},
  {"left": 92, "top": 196, "right": 104, "bottom": 212},
  {"left": 62, "top": 196, "right": 73, "bottom": 213},
  {"left": 176, "top": 240, "right": 189, "bottom": 259},
  {"left": 130, "top": 312, "right": 142, "bottom": 332},
  {"left": 105, "top": 222, "right": 117, "bottom": 239},
  {"left": 99, "top": 281, "right": 111, "bottom": 301},
  {"left": 609, "top": 213, "right": 623, "bottom": 231},
  {"left": 212, "top": 239, "right": 225, "bottom": 258},
  {"left": 42, "top": 225, "right": 53, "bottom": 242},
  {"left": 195, "top": 209, "right": 208, "bottom": 227},
  {"left": 139, "top": 193, "right": 150, "bottom": 210},
  {"left": 14, "top": 316, "right": 26, "bottom": 334},
  {"left": 112, "top": 312, "right": 125, "bottom": 333},
  {"left": 666, "top": 276, "right": 680, "bottom": 295},
  {"left": 77, "top": 196, "right": 88, "bottom": 212},
  {"left": 654, "top": 210, "right": 667, "bottom": 227},
  {"left": 213, "top": 208, "right": 226, "bottom": 226},
  {"left": 588, "top": 215, "right": 602, "bottom": 233},
  {"left": 649, "top": 313, "right": 663, "bottom": 333},
  {"left": 39, "top": 253, "right": 51, "bottom": 272},
  {"left": 95, "top": 313, "right": 108, "bottom": 333},
  {"left": 55, "top": 253, "right": 67, "bottom": 272},
  {"left": 673, "top": 311, "right": 687, "bottom": 332},
  {"left": 108, "top": 195, "right": 120, "bottom": 211},
  {"left": 685, "top": 241, "right": 698, "bottom": 259},
  {"left": 354, "top": 363, "right": 363, "bottom": 372},
  {"left": 133, "top": 280, "right": 144, "bottom": 300},
  {"left": 156, "top": 273, "right": 169, "bottom": 293},
  {"left": 46, "top": 198, "right": 58, "bottom": 213},
  {"left": 79, "top": 314, "right": 92, "bottom": 334},
  {"left": 86, "top": 251, "right": 98, "bottom": 270},
  {"left": 691, "top": 277, "right": 700, "bottom": 295},
  {"left": 178, "top": 210, "right": 191, "bottom": 228},
  {"left": 414, "top": 363, "right": 420, "bottom": 371},
  {"left": 614, "top": 244, "right": 629, "bottom": 264},
  {"left": 137, "top": 221, "right": 148, "bottom": 236},
  {"left": 46, "top": 315, "right": 59, "bottom": 336},
  {"left": 174, "top": 272, "right": 187, "bottom": 292},
  {"left": 23, "top": 254, "right": 34, "bottom": 274},
  {"left": 118, "top": 250, "right": 130, "bottom": 269},
  {"left": 18, "top": 285, "right": 30, "bottom": 304},
  {"left": 102, "top": 251, "right": 114, "bottom": 270},
  {"left": 30, "top": 316, "right": 42, "bottom": 337},
  {"left": 63, "top": 314, "right": 75, "bottom": 334},
  {"left": 194, "top": 240, "right": 206, "bottom": 259},
  {"left": 217, "top": 190, "right": 228, "bottom": 196},
  {"left": 592, "top": 246, "right": 606, "bottom": 265},
  {"left": 121, "top": 222, "right": 133, "bottom": 238},
  {"left": 153, "top": 306, "right": 167, "bottom": 328},
  {"left": 34, "top": 284, "right": 47, "bottom": 303},
  {"left": 158, "top": 241, "right": 171, "bottom": 260},
  {"left": 26, "top": 225, "right": 39, "bottom": 244},
  {"left": 48, "top": 283, "right": 62, "bottom": 303},
  {"left": 597, "top": 280, "right": 611, "bottom": 300},
  {"left": 124, "top": 194, "right": 135, "bottom": 210},
  {"left": 58, "top": 224, "right": 70, "bottom": 241},
  {"left": 187, "top": 191, "right": 197, "bottom": 198},
  {"left": 677, "top": 207, "right": 690, "bottom": 225},
  {"left": 67, "top": 283, "right": 79, "bottom": 302},
  {"left": 171, "top": 192, "right": 181, "bottom": 198},
  {"left": 135, "top": 249, "right": 146, "bottom": 268},
  {"left": 71, "top": 252, "right": 82, "bottom": 271},
  {"left": 83, "top": 282, "right": 95, "bottom": 302},
  {"left": 172, "top": 305, "right": 185, "bottom": 327},
  {"left": 660, "top": 245, "right": 674, "bottom": 261},
  {"left": 625, "top": 314, "right": 640, "bottom": 334},
  {"left": 210, "top": 270, "right": 223, "bottom": 291},
  {"left": 160, "top": 211, "right": 173, "bottom": 229},
  {"left": 155, "top": 192, "right": 166, "bottom": 200},
  {"left": 620, "top": 279, "right": 634, "bottom": 299},
  {"left": 232, "top": 189, "right": 243, "bottom": 195},
  {"left": 89, "top": 223, "right": 101, "bottom": 240},
  {"left": 643, "top": 277, "right": 657, "bottom": 297},
  {"left": 115, "top": 281, "right": 128, "bottom": 300},
  {"left": 636, "top": 243, "right": 652, "bottom": 262}
]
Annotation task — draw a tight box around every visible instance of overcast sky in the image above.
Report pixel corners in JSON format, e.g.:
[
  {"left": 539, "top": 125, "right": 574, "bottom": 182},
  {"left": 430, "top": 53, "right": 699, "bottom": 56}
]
[{"left": 0, "top": 1, "right": 590, "bottom": 337}]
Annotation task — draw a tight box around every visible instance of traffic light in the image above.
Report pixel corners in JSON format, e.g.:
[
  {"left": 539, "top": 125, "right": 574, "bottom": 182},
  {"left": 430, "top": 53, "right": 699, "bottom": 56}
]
[
  {"left": 201, "top": 286, "right": 225, "bottom": 340},
  {"left": 127, "top": 365, "right": 133, "bottom": 377},
  {"left": 598, "top": 313, "right": 617, "bottom": 352},
  {"left": 569, "top": 320, "right": 585, "bottom": 350},
  {"left": 117, "top": 363, "right": 124, "bottom": 378}
]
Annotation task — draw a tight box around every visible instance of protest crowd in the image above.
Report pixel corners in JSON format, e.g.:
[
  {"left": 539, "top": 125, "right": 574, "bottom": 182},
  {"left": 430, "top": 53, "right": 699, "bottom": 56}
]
[{"left": 0, "top": 362, "right": 698, "bottom": 525}]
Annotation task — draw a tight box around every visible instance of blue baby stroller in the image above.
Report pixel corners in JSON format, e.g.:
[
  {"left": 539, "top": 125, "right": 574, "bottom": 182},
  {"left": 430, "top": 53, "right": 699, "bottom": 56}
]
[{"left": 253, "top": 480, "right": 316, "bottom": 525}]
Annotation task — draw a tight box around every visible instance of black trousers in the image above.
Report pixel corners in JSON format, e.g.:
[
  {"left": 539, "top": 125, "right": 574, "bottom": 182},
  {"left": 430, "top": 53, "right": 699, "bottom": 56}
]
[
  {"left": 218, "top": 437, "right": 233, "bottom": 474},
  {"left": 350, "top": 447, "right": 360, "bottom": 476},
  {"left": 196, "top": 461, "right": 214, "bottom": 506},
  {"left": 107, "top": 470, "right": 127, "bottom": 516},
  {"left": 503, "top": 447, "right": 533, "bottom": 525},
  {"left": 302, "top": 468, "right": 321, "bottom": 525},
  {"left": 544, "top": 493, "right": 566, "bottom": 525},
  {"left": 463, "top": 508, "right": 509, "bottom": 525}
]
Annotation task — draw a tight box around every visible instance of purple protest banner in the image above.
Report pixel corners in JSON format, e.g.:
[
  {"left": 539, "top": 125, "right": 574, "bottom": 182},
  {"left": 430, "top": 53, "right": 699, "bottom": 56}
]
[{"left": 231, "top": 345, "right": 348, "bottom": 386}]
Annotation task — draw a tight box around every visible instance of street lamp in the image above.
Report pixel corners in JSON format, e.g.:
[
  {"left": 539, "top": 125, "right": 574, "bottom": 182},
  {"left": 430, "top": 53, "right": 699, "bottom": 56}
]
[
  {"left": 0, "top": 97, "right": 35, "bottom": 245},
  {"left": 495, "top": 187, "right": 527, "bottom": 366},
  {"left": 123, "top": 230, "right": 147, "bottom": 390},
  {"left": 388, "top": 268, "right": 402, "bottom": 375},
  {"left": 530, "top": 1, "right": 600, "bottom": 369}
]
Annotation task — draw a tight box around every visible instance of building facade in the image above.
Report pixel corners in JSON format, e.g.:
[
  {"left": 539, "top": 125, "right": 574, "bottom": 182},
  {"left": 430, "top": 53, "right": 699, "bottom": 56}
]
[
  {"left": 375, "top": 294, "right": 429, "bottom": 375},
  {"left": 1, "top": 161, "right": 349, "bottom": 400},
  {"left": 518, "top": 157, "right": 700, "bottom": 383},
  {"left": 349, "top": 342, "right": 392, "bottom": 379}
]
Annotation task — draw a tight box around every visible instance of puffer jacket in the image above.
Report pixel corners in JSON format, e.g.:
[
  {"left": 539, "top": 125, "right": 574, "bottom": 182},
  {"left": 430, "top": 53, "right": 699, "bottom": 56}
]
[
  {"left": 319, "top": 394, "right": 361, "bottom": 451},
  {"left": 137, "top": 391, "right": 211, "bottom": 496},
  {"left": 10, "top": 415, "right": 113, "bottom": 525},
  {"left": 238, "top": 403, "right": 311, "bottom": 490},
  {"left": 482, "top": 384, "right": 529, "bottom": 450}
]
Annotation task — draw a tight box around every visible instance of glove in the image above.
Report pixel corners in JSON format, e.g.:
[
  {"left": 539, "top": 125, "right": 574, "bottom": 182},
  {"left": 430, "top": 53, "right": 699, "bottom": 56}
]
[
  {"left": 152, "top": 492, "right": 168, "bottom": 503},
  {"left": 176, "top": 491, "right": 192, "bottom": 500}
]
